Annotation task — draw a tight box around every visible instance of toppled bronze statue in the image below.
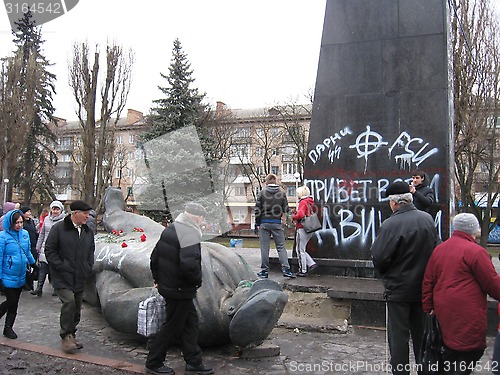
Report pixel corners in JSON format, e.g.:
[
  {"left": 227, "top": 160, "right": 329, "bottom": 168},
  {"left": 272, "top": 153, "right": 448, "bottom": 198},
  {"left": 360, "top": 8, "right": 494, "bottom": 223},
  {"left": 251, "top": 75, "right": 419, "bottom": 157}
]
[{"left": 84, "top": 187, "right": 288, "bottom": 348}]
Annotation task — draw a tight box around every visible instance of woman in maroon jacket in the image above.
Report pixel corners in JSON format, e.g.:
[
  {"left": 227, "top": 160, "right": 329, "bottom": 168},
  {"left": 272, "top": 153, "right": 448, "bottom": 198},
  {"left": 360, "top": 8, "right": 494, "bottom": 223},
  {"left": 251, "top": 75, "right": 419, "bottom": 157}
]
[
  {"left": 291, "top": 186, "right": 318, "bottom": 276},
  {"left": 422, "top": 213, "right": 500, "bottom": 374}
]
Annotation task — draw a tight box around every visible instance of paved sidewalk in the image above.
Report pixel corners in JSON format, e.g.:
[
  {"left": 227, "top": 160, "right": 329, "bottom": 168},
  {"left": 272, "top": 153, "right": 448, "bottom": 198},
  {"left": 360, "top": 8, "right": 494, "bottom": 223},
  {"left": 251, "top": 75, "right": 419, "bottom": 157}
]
[{"left": 0, "top": 247, "right": 497, "bottom": 374}]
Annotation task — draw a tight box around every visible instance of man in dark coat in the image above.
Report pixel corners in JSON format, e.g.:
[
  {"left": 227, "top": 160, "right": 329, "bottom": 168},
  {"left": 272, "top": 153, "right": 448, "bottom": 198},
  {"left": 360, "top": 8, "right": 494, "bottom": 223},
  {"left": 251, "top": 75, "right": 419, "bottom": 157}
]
[
  {"left": 20, "top": 206, "right": 38, "bottom": 290},
  {"left": 45, "top": 200, "right": 95, "bottom": 354},
  {"left": 409, "top": 169, "right": 435, "bottom": 212},
  {"left": 145, "top": 202, "right": 214, "bottom": 375},
  {"left": 371, "top": 182, "right": 440, "bottom": 375}
]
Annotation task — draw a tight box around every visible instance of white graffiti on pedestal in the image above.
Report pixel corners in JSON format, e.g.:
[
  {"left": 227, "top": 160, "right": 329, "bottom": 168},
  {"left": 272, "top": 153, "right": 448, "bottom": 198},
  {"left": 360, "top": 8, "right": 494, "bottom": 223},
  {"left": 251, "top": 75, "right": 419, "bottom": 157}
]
[{"left": 309, "top": 125, "right": 439, "bottom": 172}]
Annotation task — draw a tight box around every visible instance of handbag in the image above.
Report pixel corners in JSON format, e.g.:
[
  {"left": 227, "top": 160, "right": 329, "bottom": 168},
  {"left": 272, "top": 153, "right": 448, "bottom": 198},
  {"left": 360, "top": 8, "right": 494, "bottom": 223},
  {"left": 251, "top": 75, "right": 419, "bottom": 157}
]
[
  {"left": 418, "top": 313, "right": 445, "bottom": 375},
  {"left": 7, "top": 233, "right": 35, "bottom": 290},
  {"left": 137, "top": 292, "right": 166, "bottom": 337},
  {"left": 301, "top": 203, "right": 321, "bottom": 233}
]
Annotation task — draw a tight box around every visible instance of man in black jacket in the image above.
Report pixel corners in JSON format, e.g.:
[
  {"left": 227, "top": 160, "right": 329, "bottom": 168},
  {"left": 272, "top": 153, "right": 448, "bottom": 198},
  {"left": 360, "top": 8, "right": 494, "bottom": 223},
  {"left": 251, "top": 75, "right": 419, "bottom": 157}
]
[
  {"left": 145, "top": 203, "right": 214, "bottom": 375},
  {"left": 371, "top": 182, "right": 440, "bottom": 375},
  {"left": 45, "top": 200, "right": 94, "bottom": 354},
  {"left": 254, "top": 174, "right": 294, "bottom": 279},
  {"left": 409, "top": 169, "right": 435, "bottom": 213},
  {"left": 20, "top": 206, "right": 38, "bottom": 290}
]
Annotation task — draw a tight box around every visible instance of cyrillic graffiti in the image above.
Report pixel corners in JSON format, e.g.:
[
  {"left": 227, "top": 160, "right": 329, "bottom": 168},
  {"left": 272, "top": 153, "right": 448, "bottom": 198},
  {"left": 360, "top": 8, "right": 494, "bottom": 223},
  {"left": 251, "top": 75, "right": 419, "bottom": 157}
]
[
  {"left": 309, "top": 125, "right": 439, "bottom": 173},
  {"left": 305, "top": 175, "right": 442, "bottom": 247}
]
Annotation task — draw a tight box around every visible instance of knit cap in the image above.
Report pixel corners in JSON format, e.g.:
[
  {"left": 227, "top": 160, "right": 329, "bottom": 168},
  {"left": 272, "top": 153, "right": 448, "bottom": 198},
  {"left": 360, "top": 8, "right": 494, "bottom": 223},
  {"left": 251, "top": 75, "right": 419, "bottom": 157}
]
[
  {"left": 453, "top": 213, "right": 480, "bottom": 235},
  {"left": 20, "top": 206, "right": 31, "bottom": 214},
  {"left": 50, "top": 200, "right": 64, "bottom": 211}
]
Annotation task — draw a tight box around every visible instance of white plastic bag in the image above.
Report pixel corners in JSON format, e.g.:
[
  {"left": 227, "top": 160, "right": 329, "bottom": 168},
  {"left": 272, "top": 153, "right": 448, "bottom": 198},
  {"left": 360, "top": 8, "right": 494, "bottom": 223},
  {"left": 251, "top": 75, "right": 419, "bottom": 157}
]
[{"left": 137, "top": 293, "right": 166, "bottom": 337}]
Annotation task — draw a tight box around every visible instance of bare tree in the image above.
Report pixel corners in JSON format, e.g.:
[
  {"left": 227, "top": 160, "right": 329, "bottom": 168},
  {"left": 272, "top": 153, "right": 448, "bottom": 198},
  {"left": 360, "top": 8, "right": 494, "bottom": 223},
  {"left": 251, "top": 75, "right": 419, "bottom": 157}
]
[
  {"left": 272, "top": 96, "right": 313, "bottom": 181},
  {"left": 69, "top": 41, "right": 133, "bottom": 208},
  {"left": 451, "top": 0, "right": 500, "bottom": 246}
]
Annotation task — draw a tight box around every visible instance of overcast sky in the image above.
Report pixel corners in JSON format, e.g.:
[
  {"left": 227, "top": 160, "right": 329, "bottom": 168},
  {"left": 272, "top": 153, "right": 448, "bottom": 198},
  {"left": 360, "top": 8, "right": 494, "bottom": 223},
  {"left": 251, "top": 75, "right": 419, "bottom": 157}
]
[{"left": 0, "top": 1, "right": 326, "bottom": 120}]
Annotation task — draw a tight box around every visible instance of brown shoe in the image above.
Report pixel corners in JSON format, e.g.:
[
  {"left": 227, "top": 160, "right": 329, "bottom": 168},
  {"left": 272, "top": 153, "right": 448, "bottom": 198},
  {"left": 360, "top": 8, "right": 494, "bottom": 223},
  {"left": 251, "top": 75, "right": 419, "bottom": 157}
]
[
  {"left": 61, "top": 335, "right": 78, "bottom": 354},
  {"left": 72, "top": 334, "right": 83, "bottom": 349}
]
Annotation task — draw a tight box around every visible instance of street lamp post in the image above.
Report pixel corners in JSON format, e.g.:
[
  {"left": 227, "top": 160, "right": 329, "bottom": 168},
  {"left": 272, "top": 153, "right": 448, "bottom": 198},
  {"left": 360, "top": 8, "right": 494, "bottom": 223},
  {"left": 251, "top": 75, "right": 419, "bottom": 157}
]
[
  {"left": 293, "top": 172, "right": 301, "bottom": 206},
  {"left": 3, "top": 178, "right": 9, "bottom": 207}
]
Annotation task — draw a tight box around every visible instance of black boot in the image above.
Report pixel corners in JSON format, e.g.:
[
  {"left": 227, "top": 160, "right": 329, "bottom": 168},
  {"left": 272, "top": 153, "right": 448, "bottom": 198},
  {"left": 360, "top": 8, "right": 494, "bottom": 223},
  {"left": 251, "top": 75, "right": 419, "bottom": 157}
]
[
  {"left": 3, "top": 312, "right": 17, "bottom": 339},
  {"left": 30, "top": 282, "right": 43, "bottom": 296}
]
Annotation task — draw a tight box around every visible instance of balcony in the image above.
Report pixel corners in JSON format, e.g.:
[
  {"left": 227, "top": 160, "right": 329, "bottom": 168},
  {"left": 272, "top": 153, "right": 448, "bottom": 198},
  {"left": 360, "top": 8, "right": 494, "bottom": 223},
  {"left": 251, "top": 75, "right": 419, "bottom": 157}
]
[
  {"left": 229, "top": 156, "right": 252, "bottom": 164},
  {"left": 281, "top": 154, "right": 295, "bottom": 162},
  {"left": 56, "top": 144, "right": 74, "bottom": 152}
]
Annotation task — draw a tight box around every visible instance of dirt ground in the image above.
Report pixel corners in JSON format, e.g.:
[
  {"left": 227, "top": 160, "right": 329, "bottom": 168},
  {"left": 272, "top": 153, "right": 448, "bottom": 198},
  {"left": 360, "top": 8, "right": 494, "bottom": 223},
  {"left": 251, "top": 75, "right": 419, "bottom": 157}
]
[{"left": 0, "top": 345, "right": 135, "bottom": 375}]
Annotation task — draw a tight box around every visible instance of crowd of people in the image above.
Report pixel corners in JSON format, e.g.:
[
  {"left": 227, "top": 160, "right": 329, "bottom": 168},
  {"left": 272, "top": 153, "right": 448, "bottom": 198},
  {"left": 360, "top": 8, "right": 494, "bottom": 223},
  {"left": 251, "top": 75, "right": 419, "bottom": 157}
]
[
  {"left": 0, "top": 199, "right": 96, "bottom": 356},
  {"left": 1, "top": 170, "right": 499, "bottom": 375}
]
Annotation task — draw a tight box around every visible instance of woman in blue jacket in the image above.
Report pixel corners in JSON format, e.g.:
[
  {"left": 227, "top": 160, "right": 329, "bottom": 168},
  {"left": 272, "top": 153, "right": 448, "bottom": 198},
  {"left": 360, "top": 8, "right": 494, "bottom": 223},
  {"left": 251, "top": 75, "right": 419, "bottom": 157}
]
[{"left": 0, "top": 209, "right": 36, "bottom": 339}]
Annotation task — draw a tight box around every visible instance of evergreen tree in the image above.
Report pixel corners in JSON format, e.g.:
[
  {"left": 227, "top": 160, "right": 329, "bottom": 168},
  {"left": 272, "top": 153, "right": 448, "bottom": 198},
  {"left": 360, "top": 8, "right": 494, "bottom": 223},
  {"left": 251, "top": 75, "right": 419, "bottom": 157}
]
[
  {"left": 138, "top": 39, "right": 224, "bottom": 226},
  {"left": 143, "top": 38, "right": 207, "bottom": 140},
  {"left": 11, "top": 11, "right": 57, "bottom": 204}
]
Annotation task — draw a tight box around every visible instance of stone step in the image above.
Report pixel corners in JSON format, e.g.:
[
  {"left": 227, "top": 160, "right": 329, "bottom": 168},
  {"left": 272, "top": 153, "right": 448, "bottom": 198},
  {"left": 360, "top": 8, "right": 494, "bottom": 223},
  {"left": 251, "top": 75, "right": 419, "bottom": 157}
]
[{"left": 270, "top": 274, "right": 499, "bottom": 336}]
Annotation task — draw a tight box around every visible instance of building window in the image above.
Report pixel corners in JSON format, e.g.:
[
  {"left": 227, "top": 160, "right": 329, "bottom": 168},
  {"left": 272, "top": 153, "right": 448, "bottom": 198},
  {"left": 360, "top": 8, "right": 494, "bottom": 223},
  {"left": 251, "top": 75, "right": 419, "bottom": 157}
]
[
  {"left": 115, "top": 169, "right": 122, "bottom": 179},
  {"left": 59, "top": 169, "right": 71, "bottom": 178},
  {"left": 60, "top": 137, "right": 72, "bottom": 146},
  {"left": 129, "top": 134, "right": 136, "bottom": 144},
  {"left": 256, "top": 166, "right": 265, "bottom": 177},
  {"left": 272, "top": 147, "right": 280, "bottom": 156},
  {"left": 230, "top": 144, "right": 251, "bottom": 158},
  {"left": 60, "top": 154, "right": 71, "bottom": 163},
  {"left": 283, "top": 163, "right": 298, "bottom": 175},
  {"left": 117, "top": 135, "right": 123, "bottom": 144},
  {"left": 233, "top": 127, "right": 250, "bottom": 138},
  {"left": 235, "top": 186, "right": 246, "bottom": 196},
  {"left": 271, "top": 166, "right": 279, "bottom": 175},
  {"left": 287, "top": 186, "right": 296, "bottom": 197},
  {"left": 255, "top": 147, "right": 264, "bottom": 157}
]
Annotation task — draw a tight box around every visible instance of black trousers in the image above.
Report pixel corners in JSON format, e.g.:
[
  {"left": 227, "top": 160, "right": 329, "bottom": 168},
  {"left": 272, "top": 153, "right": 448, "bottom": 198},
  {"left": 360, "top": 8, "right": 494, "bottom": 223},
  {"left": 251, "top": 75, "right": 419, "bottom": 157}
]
[
  {"left": 146, "top": 298, "right": 203, "bottom": 369},
  {"left": 442, "top": 346, "right": 484, "bottom": 375},
  {"left": 386, "top": 301, "right": 425, "bottom": 375},
  {"left": 0, "top": 287, "right": 22, "bottom": 322}
]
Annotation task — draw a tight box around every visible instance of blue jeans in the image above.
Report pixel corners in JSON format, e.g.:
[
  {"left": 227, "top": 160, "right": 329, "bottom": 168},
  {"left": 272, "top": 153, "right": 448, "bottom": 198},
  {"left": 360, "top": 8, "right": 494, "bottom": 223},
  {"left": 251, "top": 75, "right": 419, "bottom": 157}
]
[
  {"left": 296, "top": 228, "right": 315, "bottom": 273},
  {"left": 492, "top": 331, "right": 500, "bottom": 375},
  {"left": 259, "top": 222, "right": 290, "bottom": 271}
]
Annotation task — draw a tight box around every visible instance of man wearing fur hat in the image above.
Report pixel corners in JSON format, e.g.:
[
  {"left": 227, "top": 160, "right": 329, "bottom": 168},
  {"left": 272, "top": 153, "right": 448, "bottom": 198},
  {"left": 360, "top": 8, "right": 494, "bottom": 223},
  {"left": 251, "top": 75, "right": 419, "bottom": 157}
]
[
  {"left": 423, "top": 213, "right": 500, "bottom": 374},
  {"left": 371, "top": 181, "right": 440, "bottom": 375},
  {"left": 45, "top": 200, "right": 95, "bottom": 354},
  {"left": 145, "top": 202, "right": 214, "bottom": 375}
]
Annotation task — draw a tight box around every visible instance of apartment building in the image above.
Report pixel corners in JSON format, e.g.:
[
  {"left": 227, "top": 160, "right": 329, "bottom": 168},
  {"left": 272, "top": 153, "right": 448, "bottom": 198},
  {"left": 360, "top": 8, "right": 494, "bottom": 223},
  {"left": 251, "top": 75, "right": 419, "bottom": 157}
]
[{"left": 51, "top": 109, "right": 147, "bottom": 208}]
